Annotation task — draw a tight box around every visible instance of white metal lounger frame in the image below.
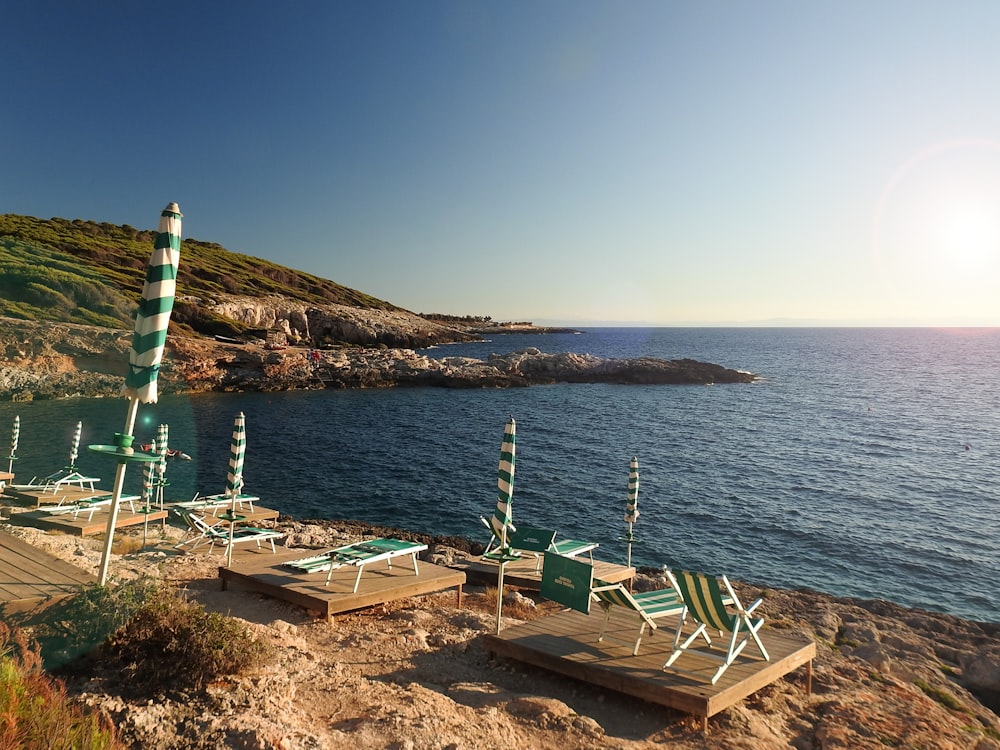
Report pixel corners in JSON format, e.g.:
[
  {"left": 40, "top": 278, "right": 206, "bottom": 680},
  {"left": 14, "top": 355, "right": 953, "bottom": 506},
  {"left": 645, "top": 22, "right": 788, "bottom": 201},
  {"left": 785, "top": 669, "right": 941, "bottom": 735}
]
[{"left": 284, "top": 539, "right": 429, "bottom": 593}]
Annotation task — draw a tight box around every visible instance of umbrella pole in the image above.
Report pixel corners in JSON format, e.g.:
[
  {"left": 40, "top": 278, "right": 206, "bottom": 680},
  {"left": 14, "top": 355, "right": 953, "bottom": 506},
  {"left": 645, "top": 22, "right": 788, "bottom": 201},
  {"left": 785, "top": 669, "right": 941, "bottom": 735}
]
[
  {"left": 495, "top": 524, "right": 510, "bottom": 635},
  {"left": 97, "top": 398, "right": 140, "bottom": 586},
  {"left": 227, "top": 498, "right": 236, "bottom": 568}
]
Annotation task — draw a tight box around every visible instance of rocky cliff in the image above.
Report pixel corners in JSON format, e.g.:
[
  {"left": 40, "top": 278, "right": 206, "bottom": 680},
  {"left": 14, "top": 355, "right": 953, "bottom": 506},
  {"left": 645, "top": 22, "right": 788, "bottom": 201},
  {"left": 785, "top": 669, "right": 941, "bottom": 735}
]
[{"left": 201, "top": 295, "right": 481, "bottom": 349}]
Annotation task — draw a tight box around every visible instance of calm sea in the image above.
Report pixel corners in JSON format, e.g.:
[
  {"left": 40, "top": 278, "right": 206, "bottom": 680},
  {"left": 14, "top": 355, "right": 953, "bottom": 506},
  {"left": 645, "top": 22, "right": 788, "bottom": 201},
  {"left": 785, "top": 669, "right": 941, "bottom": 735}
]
[{"left": 2, "top": 328, "right": 998, "bottom": 624}]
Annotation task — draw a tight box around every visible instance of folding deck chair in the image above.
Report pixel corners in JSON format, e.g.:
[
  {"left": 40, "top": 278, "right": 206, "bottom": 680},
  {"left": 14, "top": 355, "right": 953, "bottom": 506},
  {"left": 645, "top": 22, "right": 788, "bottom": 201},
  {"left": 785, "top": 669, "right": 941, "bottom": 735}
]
[
  {"left": 663, "top": 569, "right": 770, "bottom": 684},
  {"left": 590, "top": 579, "right": 690, "bottom": 656},
  {"left": 481, "top": 522, "right": 599, "bottom": 572},
  {"left": 173, "top": 509, "right": 283, "bottom": 554},
  {"left": 283, "top": 538, "right": 429, "bottom": 593}
]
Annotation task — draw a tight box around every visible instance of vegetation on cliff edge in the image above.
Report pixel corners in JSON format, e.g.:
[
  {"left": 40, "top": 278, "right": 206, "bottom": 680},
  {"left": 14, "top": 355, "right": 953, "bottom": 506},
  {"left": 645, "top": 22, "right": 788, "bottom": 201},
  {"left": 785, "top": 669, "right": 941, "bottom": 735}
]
[{"left": 0, "top": 214, "right": 398, "bottom": 337}]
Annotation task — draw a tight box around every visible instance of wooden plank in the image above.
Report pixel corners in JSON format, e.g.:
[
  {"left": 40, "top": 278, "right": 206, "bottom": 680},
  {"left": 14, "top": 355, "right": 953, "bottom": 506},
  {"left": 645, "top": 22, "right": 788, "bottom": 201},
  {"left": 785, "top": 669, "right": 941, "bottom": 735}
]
[
  {"left": 4, "top": 486, "right": 105, "bottom": 507},
  {"left": 218, "top": 548, "right": 466, "bottom": 620},
  {"left": 0, "top": 530, "right": 95, "bottom": 617},
  {"left": 486, "top": 607, "right": 815, "bottom": 723},
  {"left": 6, "top": 508, "right": 168, "bottom": 536}
]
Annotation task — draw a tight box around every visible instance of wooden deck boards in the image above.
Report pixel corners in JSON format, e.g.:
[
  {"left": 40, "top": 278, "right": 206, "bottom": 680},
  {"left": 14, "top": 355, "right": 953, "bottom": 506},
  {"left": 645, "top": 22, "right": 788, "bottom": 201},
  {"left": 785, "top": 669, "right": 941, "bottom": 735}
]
[
  {"left": 486, "top": 607, "right": 815, "bottom": 727},
  {"left": 453, "top": 555, "right": 634, "bottom": 590},
  {"left": 218, "top": 547, "right": 466, "bottom": 622},
  {"left": 4, "top": 485, "right": 106, "bottom": 507},
  {"left": 5, "top": 507, "right": 169, "bottom": 536},
  {"left": 0, "top": 530, "right": 95, "bottom": 618}
]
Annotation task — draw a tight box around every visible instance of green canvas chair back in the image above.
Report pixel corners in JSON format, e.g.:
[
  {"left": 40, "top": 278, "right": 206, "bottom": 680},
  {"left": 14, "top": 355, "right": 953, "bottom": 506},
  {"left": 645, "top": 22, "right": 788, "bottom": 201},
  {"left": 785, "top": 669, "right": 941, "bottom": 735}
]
[{"left": 672, "top": 570, "right": 737, "bottom": 632}]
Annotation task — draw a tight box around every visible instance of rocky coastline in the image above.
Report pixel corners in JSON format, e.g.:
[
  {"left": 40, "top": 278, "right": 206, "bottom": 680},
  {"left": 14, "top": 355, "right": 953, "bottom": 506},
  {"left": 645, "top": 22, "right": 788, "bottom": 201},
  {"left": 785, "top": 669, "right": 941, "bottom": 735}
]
[
  {"left": 4, "top": 515, "right": 999, "bottom": 749},
  {"left": 0, "top": 317, "right": 754, "bottom": 401}
]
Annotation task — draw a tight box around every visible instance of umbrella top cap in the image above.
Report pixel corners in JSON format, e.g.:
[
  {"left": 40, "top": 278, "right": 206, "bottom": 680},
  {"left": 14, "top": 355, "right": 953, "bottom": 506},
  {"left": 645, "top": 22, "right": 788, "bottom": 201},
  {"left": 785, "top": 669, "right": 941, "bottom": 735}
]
[{"left": 164, "top": 202, "right": 182, "bottom": 216}]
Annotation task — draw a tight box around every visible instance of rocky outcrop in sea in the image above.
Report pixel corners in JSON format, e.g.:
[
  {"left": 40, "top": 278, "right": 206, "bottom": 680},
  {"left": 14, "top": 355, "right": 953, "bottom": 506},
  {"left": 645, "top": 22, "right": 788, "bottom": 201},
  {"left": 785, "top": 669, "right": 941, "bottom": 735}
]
[{"left": 0, "top": 317, "right": 754, "bottom": 401}]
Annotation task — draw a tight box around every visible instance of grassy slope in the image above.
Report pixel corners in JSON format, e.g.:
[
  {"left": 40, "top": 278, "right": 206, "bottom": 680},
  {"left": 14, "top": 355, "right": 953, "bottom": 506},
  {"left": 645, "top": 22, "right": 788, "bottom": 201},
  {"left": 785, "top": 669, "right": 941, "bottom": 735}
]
[{"left": 0, "top": 214, "right": 398, "bottom": 335}]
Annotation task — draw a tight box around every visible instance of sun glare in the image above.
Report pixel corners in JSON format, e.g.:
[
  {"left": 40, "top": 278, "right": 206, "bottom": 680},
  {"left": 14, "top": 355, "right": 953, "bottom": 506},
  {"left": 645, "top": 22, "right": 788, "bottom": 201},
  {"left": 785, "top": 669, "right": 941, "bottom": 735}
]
[
  {"left": 872, "top": 140, "right": 1000, "bottom": 320},
  {"left": 936, "top": 201, "right": 996, "bottom": 265}
]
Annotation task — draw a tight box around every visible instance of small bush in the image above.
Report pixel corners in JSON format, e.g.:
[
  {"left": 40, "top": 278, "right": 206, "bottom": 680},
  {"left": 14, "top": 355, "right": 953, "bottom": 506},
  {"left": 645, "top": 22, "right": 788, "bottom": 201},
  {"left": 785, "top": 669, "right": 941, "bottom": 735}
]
[
  {"left": 104, "top": 587, "right": 273, "bottom": 694},
  {"left": 0, "top": 622, "right": 120, "bottom": 750}
]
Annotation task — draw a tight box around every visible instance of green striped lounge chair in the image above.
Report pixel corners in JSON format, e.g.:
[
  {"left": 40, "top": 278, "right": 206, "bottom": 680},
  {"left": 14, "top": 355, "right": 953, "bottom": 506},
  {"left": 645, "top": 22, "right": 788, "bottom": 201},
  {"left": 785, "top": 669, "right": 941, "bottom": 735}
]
[
  {"left": 663, "top": 569, "right": 770, "bottom": 684},
  {"left": 173, "top": 509, "right": 284, "bottom": 554},
  {"left": 590, "top": 579, "right": 688, "bottom": 656}
]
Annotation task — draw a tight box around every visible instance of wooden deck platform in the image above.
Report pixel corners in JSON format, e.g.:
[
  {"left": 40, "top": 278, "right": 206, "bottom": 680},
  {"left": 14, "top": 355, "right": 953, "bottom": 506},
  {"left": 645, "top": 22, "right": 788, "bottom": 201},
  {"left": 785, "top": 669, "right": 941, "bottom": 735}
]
[
  {"left": 5, "top": 506, "right": 169, "bottom": 536},
  {"left": 0, "top": 529, "right": 95, "bottom": 619},
  {"left": 218, "top": 547, "right": 466, "bottom": 622},
  {"left": 453, "top": 555, "right": 635, "bottom": 590},
  {"left": 4, "top": 485, "right": 106, "bottom": 507},
  {"left": 486, "top": 607, "right": 815, "bottom": 730}
]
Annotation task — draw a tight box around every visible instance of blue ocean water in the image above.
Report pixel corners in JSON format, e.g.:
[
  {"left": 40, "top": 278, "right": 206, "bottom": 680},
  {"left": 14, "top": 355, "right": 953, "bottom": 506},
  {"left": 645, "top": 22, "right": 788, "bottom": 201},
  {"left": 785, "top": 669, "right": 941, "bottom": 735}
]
[{"left": 2, "top": 327, "right": 998, "bottom": 623}]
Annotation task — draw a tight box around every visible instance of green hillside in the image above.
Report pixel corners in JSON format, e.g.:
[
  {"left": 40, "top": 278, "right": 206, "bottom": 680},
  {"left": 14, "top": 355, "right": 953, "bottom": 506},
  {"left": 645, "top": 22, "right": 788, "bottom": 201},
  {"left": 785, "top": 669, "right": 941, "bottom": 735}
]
[{"left": 0, "top": 214, "right": 397, "bottom": 336}]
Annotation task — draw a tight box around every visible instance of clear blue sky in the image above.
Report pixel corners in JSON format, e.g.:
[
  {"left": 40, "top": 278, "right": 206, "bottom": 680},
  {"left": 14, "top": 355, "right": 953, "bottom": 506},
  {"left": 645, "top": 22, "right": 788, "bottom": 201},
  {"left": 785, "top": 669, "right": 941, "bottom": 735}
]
[{"left": 5, "top": 1, "right": 1000, "bottom": 326}]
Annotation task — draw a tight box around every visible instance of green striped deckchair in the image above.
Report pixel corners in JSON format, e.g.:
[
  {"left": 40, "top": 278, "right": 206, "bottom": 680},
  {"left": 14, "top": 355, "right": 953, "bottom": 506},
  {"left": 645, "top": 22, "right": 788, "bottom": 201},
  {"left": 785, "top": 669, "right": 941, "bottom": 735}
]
[
  {"left": 663, "top": 569, "right": 770, "bottom": 684},
  {"left": 590, "top": 579, "right": 687, "bottom": 656}
]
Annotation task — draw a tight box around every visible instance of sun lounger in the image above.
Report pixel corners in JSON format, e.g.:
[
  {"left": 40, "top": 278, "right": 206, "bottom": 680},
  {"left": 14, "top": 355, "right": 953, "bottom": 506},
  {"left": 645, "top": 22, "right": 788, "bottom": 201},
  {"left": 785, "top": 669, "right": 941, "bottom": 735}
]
[
  {"left": 40, "top": 493, "right": 140, "bottom": 521},
  {"left": 283, "top": 538, "right": 428, "bottom": 592},
  {"left": 481, "top": 523, "right": 598, "bottom": 572},
  {"left": 173, "top": 492, "right": 259, "bottom": 515},
  {"left": 14, "top": 469, "right": 102, "bottom": 494},
  {"left": 173, "top": 509, "right": 283, "bottom": 554}
]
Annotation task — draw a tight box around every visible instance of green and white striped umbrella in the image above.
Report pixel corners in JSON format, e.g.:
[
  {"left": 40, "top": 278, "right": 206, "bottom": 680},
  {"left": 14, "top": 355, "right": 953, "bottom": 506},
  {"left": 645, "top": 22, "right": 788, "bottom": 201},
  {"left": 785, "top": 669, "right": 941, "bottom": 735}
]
[
  {"left": 225, "top": 412, "right": 247, "bottom": 567},
  {"left": 68, "top": 421, "right": 82, "bottom": 469},
  {"left": 5, "top": 415, "right": 17, "bottom": 475},
  {"left": 226, "top": 412, "right": 247, "bottom": 499},
  {"left": 141, "top": 439, "right": 157, "bottom": 506},
  {"left": 98, "top": 203, "right": 183, "bottom": 587},
  {"left": 490, "top": 416, "right": 516, "bottom": 542},
  {"left": 9, "top": 416, "right": 18, "bottom": 458},
  {"left": 624, "top": 456, "right": 640, "bottom": 568},
  {"left": 625, "top": 456, "right": 639, "bottom": 524},
  {"left": 491, "top": 416, "right": 516, "bottom": 635},
  {"left": 122, "top": 203, "right": 182, "bottom": 403},
  {"left": 156, "top": 423, "right": 169, "bottom": 480}
]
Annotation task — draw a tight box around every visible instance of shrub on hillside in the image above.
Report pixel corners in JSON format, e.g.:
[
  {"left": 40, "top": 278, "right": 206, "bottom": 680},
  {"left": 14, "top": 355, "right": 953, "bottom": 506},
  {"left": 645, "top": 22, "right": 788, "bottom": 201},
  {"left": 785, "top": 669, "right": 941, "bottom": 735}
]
[
  {"left": 103, "top": 587, "right": 273, "bottom": 694},
  {"left": 0, "top": 622, "right": 120, "bottom": 750}
]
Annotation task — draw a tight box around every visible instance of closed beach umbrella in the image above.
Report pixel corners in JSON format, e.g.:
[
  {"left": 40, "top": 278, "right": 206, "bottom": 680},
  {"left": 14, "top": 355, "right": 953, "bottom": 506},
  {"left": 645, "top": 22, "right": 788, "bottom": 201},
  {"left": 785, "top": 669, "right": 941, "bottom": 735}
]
[
  {"left": 6, "top": 415, "right": 17, "bottom": 474},
  {"left": 225, "top": 412, "right": 247, "bottom": 567},
  {"left": 69, "top": 421, "right": 82, "bottom": 469},
  {"left": 140, "top": 440, "right": 157, "bottom": 546},
  {"left": 490, "top": 417, "right": 517, "bottom": 540},
  {"left": 155, "top": 423, "right": 169, "bottom": 510},
  {"left": 493, "top": 416, "right": 516, "bottom": 634},
  {"left": 123, "top": 204, "right": 183, "bottom": 403},
  {"left": 624, "top": 456, "right": 639, "bottom": 569},
  {"left": 98, "top": 203, "right": 183, "bottom": 586},
  {"left": 141, "top": 440, "right": 157, "bottom": 507},
  {"left": 156, "top": 423, "right": 169, "bottom": 480}
]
